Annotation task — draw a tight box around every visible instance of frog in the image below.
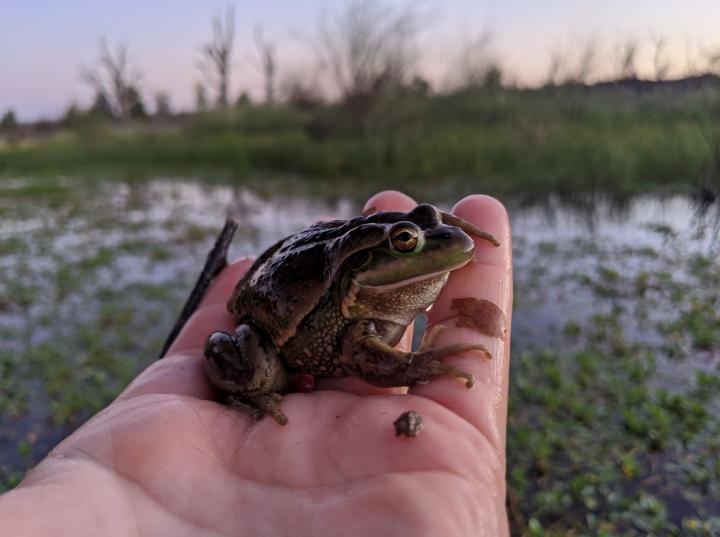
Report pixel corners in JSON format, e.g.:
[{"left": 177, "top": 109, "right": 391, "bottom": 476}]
[{"left": 203, "top": 203, "right": 500, "bottom": 425}]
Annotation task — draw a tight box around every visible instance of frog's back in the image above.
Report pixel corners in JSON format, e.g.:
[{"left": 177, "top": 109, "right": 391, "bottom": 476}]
[
  {"left": 228, "top": 217, "right": 389, "bottom": 347},
  {"left": 228, "top": 206, "right": 428, "bottom": 348},
  {"left": 231, "top": 238, "right": 336, "bottom": 346}
]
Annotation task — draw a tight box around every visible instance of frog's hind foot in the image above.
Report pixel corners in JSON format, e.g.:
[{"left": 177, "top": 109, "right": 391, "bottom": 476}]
[
  {"left": 205, "top": 331, "right": 247, "bottom": 376},
  {"left": 226, "top": 395, "right": 265, "bottom": 421},
  {"left": 204, "top": 324, "right": 290, "bottom": 425},
  {"left": 227, "top": 393, "right": 288, "bottom": 426},
  {"left": 254, "top": 393, "right": 288, "bottom": 425}
]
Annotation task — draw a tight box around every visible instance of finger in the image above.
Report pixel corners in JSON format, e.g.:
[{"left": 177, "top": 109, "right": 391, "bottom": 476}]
[
  {"left": 118, "top": 351, "right": 216, "bottom": 400},
  {"left": 200, "top": 257, "right": 254, "bottom": 307},
  {"left": 121, "top": 258, "right": 253, "bottom": 400},
  {"left": 410, "top": 195, "right": 513, "bottom": 453},
  {"left": 316, "top": 190, "right": 417, "bottom": 393},
  {"left": 165, "top": 258, "right": 252, "bottom": 355},
  {"left": 364, "top": 189, "right": 417, "bottom": 215}
]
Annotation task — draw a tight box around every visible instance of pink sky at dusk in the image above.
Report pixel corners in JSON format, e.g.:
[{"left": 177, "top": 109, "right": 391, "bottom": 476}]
[{"left": 1, "top": 0, "right": 719, "bottom": 121}]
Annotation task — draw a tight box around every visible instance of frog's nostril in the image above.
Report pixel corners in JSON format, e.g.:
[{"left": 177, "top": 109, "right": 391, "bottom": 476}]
[{"left": 427, "top": 231, "right": 452, "bottom": 241}]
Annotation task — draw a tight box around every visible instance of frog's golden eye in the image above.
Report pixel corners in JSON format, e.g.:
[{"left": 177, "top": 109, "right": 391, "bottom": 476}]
[{"left": 390, "top": 225, "right": 419, "bottom": 252}]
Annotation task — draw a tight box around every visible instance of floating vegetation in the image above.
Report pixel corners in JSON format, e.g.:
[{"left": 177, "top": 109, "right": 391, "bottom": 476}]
[
  {"left": 0, "top": 177, "right": 719, "bottom": 534},
  {"left": 509, "top": 201, "right": 720, "bottom": 535}
]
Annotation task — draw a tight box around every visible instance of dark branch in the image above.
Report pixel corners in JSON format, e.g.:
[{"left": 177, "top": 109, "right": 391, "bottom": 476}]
[{"left": 158, "top": 218, "right": 239, "bottom": 359}]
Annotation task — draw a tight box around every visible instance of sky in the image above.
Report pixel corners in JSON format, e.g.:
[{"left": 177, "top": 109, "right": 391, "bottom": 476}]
[{"left": 1, "top": 0, "right": 720, "bottom": 121}]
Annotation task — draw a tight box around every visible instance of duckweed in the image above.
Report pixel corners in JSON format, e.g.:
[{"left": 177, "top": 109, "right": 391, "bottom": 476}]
[{"left": 0, "top": 178, "right": 718, "bottom": 534}]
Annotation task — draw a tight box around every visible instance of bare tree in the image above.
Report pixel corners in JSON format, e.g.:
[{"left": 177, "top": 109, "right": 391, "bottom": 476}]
[
  {"left": 195, "top": 82, "right": 209, "bottom": 111},
  {"left": 450, "top": 30, "right": 501, "bottom": 90},
  {"left": 0, "top": 110, "right": 17, "bottom": 130},
  {"left": 198, "top": 5, "right": 235, "bottom": 108},
  {"left": 316, "top": 0, "right": 421, "bottom": 100},
  {"left": 701, "top": 44, "right": 720, "bottom": 74},
  {"left": 617, "top": 40, "right": 639, "bottom": 80},
  {"left": 683, "top": 35, "right": 699, "bottom": 77},
  {"left": 253, "top": 25, "right": 277, "bottom": 104},
  {"left": 569, "top": 40, "right": 599, "bottom": 84},
  {"left": 545, "top": 41, "right": 598, "bottom": 86},
  {"left": 650, "top": 34, "right": 670, "bottom": 81},
  {"left": 80, "top": 37, "right": 143, "bottom": 121},
  {"left": 154, "top": 92, "right": 172, "bottom": 117},
  {"left": 545, "top": 46, "right": 568, "bottom": 86},
  {"left": 280, "top": 70, "right": 325, "bottom": 109}
]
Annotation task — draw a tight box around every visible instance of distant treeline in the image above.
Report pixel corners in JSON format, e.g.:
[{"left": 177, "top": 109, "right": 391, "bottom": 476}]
[
  {"left": 4, "top": 0, "right": 720, "bottom": 129},
  {"left": 2, "top": 82, "right": 720, "bottom": 200},
  {"left": 3, "top": 0, "right": 720, "bottom": 200}
]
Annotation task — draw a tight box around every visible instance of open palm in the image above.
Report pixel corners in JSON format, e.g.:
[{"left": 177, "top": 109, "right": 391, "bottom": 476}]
[{"left": 3, "top": 191, "right": 513, "bottom": 537}]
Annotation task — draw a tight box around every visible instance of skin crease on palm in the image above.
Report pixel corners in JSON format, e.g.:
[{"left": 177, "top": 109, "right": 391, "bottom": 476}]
[{"left": 0, "top": 191, "right": 513, "bottom": 537}]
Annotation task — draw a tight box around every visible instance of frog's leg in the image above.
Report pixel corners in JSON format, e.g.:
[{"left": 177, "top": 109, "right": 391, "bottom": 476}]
[
  {"left": 204, "top": 324, "right": 290, "bottom": 425},
  {"left": 340, "top": 321, "right": 491, "bottom": 388}
]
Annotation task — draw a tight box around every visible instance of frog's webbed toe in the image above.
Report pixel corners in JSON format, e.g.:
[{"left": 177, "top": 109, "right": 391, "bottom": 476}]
[
  {"left": 407, "top": 342, "right": 492, "bottom": 388},
  {"left": 226, "top": 395, "right": 265, "bottom": 421},
  {"left": 227, "top": 393, "right": 288, "bottom": 425},
  {"left": 253, "top": 393, "right": 289, "bottom": 425}
]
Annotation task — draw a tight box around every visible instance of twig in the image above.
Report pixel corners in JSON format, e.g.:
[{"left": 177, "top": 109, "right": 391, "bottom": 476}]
[{"left": 158, "top": 217, "right": 239, "bottom": 358}]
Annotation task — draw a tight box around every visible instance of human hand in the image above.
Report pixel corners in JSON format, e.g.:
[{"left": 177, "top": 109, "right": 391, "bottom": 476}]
[{"left": 0, "top": 191, "right": 513, "bottom": 536}]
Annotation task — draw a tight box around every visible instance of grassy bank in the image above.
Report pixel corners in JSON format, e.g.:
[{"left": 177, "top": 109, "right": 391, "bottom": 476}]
[{"left": 2, "top": 85, "right": 719, "bottom": 198}]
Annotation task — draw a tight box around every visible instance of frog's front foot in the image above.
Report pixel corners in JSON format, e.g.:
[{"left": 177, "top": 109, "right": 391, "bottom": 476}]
[
  {"left": 341, "top": 321, "right": 491, "bottom": 389},
  {"left": 408, "top": 342, "right": 491, "bottom": 388}
]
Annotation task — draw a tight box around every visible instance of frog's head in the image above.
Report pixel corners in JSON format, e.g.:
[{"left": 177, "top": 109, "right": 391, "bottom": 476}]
[
  {"left": 353, "top": 204, "right": 478, "bottom": 286},
  {"left": 341, "top": 204, "right": 498, "bottom": 324}
]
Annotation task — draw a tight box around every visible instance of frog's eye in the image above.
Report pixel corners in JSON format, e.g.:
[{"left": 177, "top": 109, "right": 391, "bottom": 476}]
[{"left": 390, "top": 225, "right": 420, "bottom": 253}]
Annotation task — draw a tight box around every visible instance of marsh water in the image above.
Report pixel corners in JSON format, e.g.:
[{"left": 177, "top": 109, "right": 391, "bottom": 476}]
[{"left": 1, "top": 177, "right": 719, "bottom": 533}]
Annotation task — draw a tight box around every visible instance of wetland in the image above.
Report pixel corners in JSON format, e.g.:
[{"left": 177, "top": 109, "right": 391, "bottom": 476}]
[{"left": 1, "top": 175, "right": 719, "bottom": 535}]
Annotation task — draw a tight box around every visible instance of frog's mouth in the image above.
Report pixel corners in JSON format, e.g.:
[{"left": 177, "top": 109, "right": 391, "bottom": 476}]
[
  {"left": 341, "top": 258, "right": 471, "bottom": 319},
  {"left": 354, "top": 258, "right": 471, "bottom": 291}
]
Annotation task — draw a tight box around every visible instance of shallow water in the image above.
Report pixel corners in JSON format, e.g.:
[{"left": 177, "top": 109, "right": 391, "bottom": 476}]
[
  {"left": 2, "top": 179, "right": 711, "bottom": 348},
  {"left": 0, "top": 178, "right": 713, "bottom": 431},
  {"left": 1, "top": 177, "right": 719, "bottom": 530}
]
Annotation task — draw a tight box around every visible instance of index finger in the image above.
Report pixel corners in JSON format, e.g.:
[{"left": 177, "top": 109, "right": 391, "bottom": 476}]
[{"left": 410, "top": 195, "right": 513, "bottom": 452}]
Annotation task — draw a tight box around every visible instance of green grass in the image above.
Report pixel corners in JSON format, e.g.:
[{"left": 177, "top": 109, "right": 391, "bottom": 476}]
[{"left": 2, "top": 86, "right": 719, "bottom": 198}]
